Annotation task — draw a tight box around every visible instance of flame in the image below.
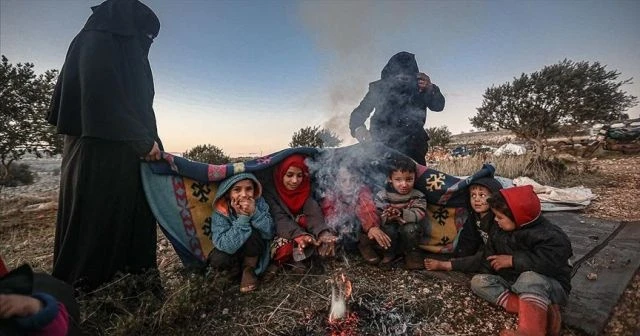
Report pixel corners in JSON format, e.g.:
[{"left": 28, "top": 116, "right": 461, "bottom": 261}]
[
  {"left": 341, "top": 273, "right": 352, "bottom": 299},
  {"left": 328, "top": 273, "right": 357, "bottom": 336}
]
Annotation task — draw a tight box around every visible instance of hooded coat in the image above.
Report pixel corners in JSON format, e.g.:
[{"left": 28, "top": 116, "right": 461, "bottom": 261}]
[
  {"left": 46, "top": 0, "right": 163, "bottom": 290},
  {"left": 349, "top": 52, "right": 445, "bottom": 164},
  {"left": 479, "top": 186, "right": 574, "bottom": 293},
  {"left": 211, "top": 173, "right": 274, "bottom": 275},
  {"left": 452, "top": 177, "right": 504, "bottom": 268}
]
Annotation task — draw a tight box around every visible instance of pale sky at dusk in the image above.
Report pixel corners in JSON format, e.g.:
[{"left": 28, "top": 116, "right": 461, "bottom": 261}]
[{"left": 2, "top": 0, "right": 639, "bottom": 156}]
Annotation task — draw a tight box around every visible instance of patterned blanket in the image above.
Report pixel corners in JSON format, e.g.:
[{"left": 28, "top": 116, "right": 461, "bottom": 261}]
[{"left": 141, "top": 143, "right": 495, "bottom": 267}]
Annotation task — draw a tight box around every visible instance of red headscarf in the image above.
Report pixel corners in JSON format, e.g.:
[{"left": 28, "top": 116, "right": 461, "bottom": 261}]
[{"left": 273, "top": 154, "right": 311, "bottom": 214}]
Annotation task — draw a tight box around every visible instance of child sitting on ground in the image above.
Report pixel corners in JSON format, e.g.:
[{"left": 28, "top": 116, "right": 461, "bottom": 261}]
[
  {"left": 264, "top": 154, "right": 337, "bottom": 275},
  {"left": 469, "top": 185, "right": 573, "bottom": 336},
  {"left": 1, "top": 257, "right": 76, "bottom": 336},
  {"left": 424, "top": 176, "right": 503, "bottom": 272},
  {"left": 208, "top": 173, "right": 274, "bottom": 293},
  {"left": 321, "top": 165, "right": 379, "bottom": 252},
  {"left": 359, "top": 157, "right": 427, "bottom": 270}
]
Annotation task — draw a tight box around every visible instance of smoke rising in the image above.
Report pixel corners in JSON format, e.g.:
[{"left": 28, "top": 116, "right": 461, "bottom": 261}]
[{"left": 297, "top": 2, "right": 415, "bottom": 143}]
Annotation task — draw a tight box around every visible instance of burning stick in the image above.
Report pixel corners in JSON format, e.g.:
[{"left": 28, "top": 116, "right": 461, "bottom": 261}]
[
  {"left": 329, "top": 273, "right": 353, "bottom": 322},
  {"left": 327, "top": 273, "right": 358, "bottom": 336}
]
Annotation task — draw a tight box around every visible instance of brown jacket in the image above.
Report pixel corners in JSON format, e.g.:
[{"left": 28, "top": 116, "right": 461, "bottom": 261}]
[{"left": 264, "top": 188, "right": 331, "bottom": 240}]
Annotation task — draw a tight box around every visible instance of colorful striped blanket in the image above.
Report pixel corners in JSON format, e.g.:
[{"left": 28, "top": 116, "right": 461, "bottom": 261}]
[{"left": 141, "top": 143, "right": 495, "bottom": 267}]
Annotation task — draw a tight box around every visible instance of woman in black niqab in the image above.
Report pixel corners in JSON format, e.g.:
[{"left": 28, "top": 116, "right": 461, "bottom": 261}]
[{"left": 47, "top": 0, "right": 163, "bottom": 291}]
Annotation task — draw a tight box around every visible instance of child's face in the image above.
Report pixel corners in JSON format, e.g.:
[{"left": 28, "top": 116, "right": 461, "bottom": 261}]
[
  {"left": 388, "top": 170, "right": 415, "bottom": 195},
  {"left": 336, "top": 167, "right": 357, "bottom": 193},
  {"left": 283, "top": 166, "right": 304, "bottom": 191},
  {"left": 469, "top": 185, "right": 491, "bottom": 214},
  {"left": 492, "top": 209, "right": 516, "bottom": 231},
  {"left": 229, "top": 179, "right": 255, "bottom": 202}
]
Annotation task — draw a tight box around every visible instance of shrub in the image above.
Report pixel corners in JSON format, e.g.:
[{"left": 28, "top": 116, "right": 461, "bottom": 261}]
[
  {"left": 0, "top": 163, "right": 35, "bottom": 187},
  {"left": 182, "top": 144, "right": 230, "bottom": 165},
  {"left": 433, "top": 153, "right": 568, "bottom": 185}
]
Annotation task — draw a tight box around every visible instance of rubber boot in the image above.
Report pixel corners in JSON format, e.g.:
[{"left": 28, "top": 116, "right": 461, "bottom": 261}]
[
  {"left": 547, "top": 304, "right": 562, "bottom": 336},
  {"left": 500, "top": 297, "right": 548, "bottom": 336},
  {"left": 497, "top": 290, "right": 519, "bottom": 314}
]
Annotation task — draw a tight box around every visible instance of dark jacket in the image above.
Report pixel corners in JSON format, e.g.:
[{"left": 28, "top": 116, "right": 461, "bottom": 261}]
[
  {"left": 452, "top": 177, "right": 504, "bottom": 271},
  {"left": 479, "top": 186, "right": 573, "bottom": 293},
  {"left": 264, "top": 189, "right": 330, "bottom": 240},
  {"left": 451, "top": 212, "right": 498, "bottom": 272},
  {"left": 349, "top": 52, "right": 445, "bottom": 161}
]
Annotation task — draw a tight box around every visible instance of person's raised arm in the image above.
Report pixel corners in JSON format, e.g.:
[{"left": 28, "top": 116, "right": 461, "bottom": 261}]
[{"left": 349, "top": 84, "right": 376, "bottom": 142}]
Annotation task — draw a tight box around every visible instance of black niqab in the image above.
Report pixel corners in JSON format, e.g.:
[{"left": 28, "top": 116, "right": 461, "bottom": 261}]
[{"left": 47, "top": 0, "right": 161, "bottom": 144}]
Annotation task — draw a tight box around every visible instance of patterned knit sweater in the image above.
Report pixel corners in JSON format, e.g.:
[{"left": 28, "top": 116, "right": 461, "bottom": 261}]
[{"left": 375, "top": 189, "right": 427, "bottom": 225}]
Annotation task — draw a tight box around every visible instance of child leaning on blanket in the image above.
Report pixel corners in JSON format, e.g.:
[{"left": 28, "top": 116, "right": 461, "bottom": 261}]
[
  {"left": 359, "top": 156, "right": 427, "bottom": 270},
  {"left": 424, "top": 176, "right": 503, "bottom": 271},
  {"left": 469, "top": 185, "right": 573, "bottom": 336},
  {"left": 208, "top": 173, "right": 274, "bottom": 293}
]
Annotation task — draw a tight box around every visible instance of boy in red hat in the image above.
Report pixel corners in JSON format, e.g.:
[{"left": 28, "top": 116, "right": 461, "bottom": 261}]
[{"left": 470, "top": 185, "right": 573, "bottom": 336}]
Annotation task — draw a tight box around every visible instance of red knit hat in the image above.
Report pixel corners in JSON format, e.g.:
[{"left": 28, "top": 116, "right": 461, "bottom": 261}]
[{"left": 499, "top": 185, "right": 541, "bottom": 227}]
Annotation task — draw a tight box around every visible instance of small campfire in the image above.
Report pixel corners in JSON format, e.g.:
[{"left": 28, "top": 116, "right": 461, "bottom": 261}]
[{"left": 327, "top": 273, "right": 359, "bottom": 336}]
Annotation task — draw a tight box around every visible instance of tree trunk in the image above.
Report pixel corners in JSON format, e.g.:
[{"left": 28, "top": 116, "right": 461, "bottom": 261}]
[{"left": 532, "top": 138, "right": 545, "bottom": 156}]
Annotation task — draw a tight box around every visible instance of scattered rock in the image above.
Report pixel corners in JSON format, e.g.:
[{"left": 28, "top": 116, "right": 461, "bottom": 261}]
[{"left": 587, "top": 272, "right": 598, "bottom": 281}]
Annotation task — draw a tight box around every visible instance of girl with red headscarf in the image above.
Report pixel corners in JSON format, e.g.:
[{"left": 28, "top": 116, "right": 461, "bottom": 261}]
[{"left": 263, "top": 154, "right": 337, "bottom": 275}]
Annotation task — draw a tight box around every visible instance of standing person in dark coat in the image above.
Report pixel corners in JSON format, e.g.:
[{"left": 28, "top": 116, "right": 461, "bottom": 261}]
[
  {"left": 470, "top": 185, "right": 573, "bottom": 336},
  {"left": 349, "top": 52, "right": 445, "bottom": 165},
  {"left": 47, "top": 0, "right": 163, "bottom": 291}
]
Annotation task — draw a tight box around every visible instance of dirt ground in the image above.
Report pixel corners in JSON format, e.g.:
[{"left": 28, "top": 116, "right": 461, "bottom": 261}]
[{"left": 0, "top": 153, "right": 638, "bottom": 335}]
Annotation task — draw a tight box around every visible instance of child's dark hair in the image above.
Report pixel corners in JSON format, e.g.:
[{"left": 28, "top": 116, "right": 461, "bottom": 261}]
[
  {"left": 388, "top": 156, "right": 416, "bottom": 177},
  {"left": 487, "top": 190, "right": 515, "bottom": 222}
]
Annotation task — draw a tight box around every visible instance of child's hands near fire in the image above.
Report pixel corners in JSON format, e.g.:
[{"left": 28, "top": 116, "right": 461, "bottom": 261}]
[
  {"left": 367, "top": 227, "right": 391, "bottom": 249},
  {"left": 317, "top": 231, "right": 337, "bottom": 257},
  {"left": 487, "top": 255, "right": 513, "bottom": 271},
  {"left": 231, "top": 196, "right": 255, "bottom": 216},
  {"left": 294, "top": 234, "right": 317, "bottom": 250},
  {"left": 382, "top": 206, "right": 405, "bottom": 224}
]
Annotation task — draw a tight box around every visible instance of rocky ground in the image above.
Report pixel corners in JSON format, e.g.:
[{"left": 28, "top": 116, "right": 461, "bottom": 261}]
[{"left": 0, "top": 153, "right": 638, "bottom": 335}]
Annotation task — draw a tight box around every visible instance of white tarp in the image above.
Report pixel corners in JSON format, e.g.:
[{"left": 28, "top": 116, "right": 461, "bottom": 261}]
[
  {"left": 512, "top": 176, "right": 596, "bottom": 210},
  {"left": 457, "top": 175, "right": 597, "bottom": 211},
  {"left": 493, "top": 143, "right": 527, "bottom": 156}
]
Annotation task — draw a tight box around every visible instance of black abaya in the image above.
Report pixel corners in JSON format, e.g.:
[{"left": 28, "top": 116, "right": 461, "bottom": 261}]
[{"left": 47, "top": 0, "right": 162, "bottom": 290}]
